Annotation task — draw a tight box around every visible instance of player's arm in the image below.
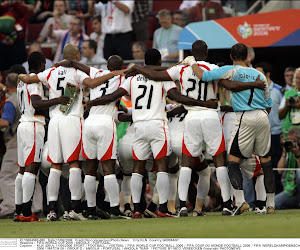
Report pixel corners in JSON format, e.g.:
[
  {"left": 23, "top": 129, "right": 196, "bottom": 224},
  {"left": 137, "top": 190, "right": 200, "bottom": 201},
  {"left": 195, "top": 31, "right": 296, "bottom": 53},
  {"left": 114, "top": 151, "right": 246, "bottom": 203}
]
[
  {"left": 19, "top": 74, "right": 40, "bottom": 84},
  {"left": 54, "top": 60, "right": 90, "bottom": 75},
  {"left": 31, "top": 95, "right": 70, "bottom": 110},
  {"left": 218, "top": 76, "right": 265, "bottom": 92},
  {"left": 167, "top": 105, "right": 186, "bottom": 119},
  {"left": 118, "top": 112, "right": 133, "bottom": 122},
  {"left": 87, "top": 88, "right": 127, "bottom": 110},
  {"left": 220, "top": 105, "right": 234, "bottom": 112},
  {"left": 83, "top": 70, "right": 125, "bottom": 89},
  {"left": 125, "top": 65, "right": 171, "bottom": 81},
  {"left": 167, "top": 88, "right": 218, "bottom": 109},
  {"left": 113, "top": 1, "right": 130, "bottom": 14}
]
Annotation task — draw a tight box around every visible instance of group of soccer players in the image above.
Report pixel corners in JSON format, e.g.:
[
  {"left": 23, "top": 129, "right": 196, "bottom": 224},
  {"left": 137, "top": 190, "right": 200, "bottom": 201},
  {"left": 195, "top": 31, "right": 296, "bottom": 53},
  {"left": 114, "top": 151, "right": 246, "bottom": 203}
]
[{"left": 14, "top": 39, "right": 275, "bottom": 222}]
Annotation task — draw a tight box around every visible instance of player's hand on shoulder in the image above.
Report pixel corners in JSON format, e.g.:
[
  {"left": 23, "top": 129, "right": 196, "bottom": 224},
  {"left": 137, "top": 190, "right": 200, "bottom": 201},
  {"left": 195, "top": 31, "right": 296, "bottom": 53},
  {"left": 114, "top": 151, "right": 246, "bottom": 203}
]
[
  {"left": 124, "top": 66, "right": 138, "bottom": 78},
  {"left": 181, "top": 56, "right": 196, "bottom": 66},
  {"left": 57, "top": 95, "right": 70, "bottom": 105},
  {"left": 53, "top": 60, "right": 73, "bottom": 68},
  {"left": 205, "top": 99, "right": 218, "bottom": 109},
  {"left": 254, "top": 75, "right": 266, "bottom": 90},
  {"left": 112, "top": 69, "right": 126, "bottom": 76}
]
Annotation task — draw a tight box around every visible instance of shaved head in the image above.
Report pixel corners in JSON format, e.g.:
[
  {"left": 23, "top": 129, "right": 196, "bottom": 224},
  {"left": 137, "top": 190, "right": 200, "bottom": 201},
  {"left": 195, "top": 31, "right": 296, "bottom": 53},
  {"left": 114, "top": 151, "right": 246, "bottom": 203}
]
[
  {"left": 107, "top": 55, "right": 123, "bottom": 71},
  {"left": 63, "top": 44, "right": 80, "bottom": 61},
  {"left": 191, "top": 40, "right": 208, "bottom": 61}
]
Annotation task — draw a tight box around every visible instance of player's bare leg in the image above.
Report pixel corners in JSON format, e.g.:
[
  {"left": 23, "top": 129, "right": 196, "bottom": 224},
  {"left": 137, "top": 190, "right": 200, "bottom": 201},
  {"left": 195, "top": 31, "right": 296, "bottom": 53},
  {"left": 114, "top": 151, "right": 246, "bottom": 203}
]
[
  {"left": 84, "top": 159, "right": 98, "bottom": 219},
  {"left": 213, "top": 151, "right": 234, "bottom": 215},
  {"left": 131, "top": 160, "right": 146, "bottom": 218},
  {"left": 20, "top": 163, "right": 41, "bottom": 222},
  {"left": 102, "top": 159, "right": 122, "bottom": 218},
  {"left": 259, "top": 156, "right": 275, "bottom": 213},
  {"left": 14, "top": 167, "right": 25, "bottom": 221},
  {"left": 177, "top": 154, "right": 196, "bottom": 216},
  {"left": 47, "top": 163, "right": 63, "bottom": 220},
  {"left": 167, "top": 163, "right": 179, "bottom": 214},
  {"left": 193, "top": 158, "right": 210, "bottom": 217}
]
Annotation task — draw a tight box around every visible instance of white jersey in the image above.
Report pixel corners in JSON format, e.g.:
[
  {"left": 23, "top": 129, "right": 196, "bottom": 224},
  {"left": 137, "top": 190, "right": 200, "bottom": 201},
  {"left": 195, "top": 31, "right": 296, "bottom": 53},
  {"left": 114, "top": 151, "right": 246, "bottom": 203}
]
[
  {"left": 89, "top": 67, "right": 124, "bottom": 117},
  {"left": 37, "top": 66, "right": 89, "bottom": 118},
  {"left": 17, "top": 73, "right": 45, "bottom": 125},
  {"left": 120, "top": 74, "right": 176, "bottom": 122},
  {"left": 167, "top": 61, "right": 219, "bottom": 111}
]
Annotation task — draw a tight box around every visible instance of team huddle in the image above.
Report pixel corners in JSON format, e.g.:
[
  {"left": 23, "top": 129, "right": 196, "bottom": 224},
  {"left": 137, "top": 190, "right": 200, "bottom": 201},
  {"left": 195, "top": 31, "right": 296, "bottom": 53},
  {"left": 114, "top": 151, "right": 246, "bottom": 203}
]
[{"left": 15, "top": 40, "right": 275, "bottom": 222}]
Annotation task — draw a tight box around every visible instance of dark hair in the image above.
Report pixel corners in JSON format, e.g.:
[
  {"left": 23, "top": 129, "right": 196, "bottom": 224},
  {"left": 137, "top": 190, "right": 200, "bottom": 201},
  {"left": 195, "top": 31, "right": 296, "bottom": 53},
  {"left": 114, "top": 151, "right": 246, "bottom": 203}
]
[
  {"left": 231, "top": 43, "right": 247, "bottom": 61},
  {"left": 84, "top": 39, "right": 97, "bottom": 53},
  {"left": 255, "top": 62, "right": 272, "bottom": 74},
  {"left": 72, "top": 15, "right": 83, "bottom": 26},
  {"left": 144, "top": 49, "right": 161, "bottom": 66},
  {"left": 192, "top": 40, "right": 207, "bottom": 58},
  {"left": 173, "top": 10, "right": 189, "bottom": 23},
  {"left": 92, "top": 15, "right": 101, "bottom": 23},
  {"left": 28, "top": 52, "right": 46, "bottom": 72}
]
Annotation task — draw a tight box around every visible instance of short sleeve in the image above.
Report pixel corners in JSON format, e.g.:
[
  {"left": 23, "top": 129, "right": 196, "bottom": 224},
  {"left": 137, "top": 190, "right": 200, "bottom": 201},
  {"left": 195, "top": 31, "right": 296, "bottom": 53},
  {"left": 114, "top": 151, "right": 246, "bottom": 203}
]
[
  {"left": 37, "top": 68, "right": 53, "bottom": 86},
  {"left": 76, "top": 70, "right": 90, "bottom": 84},
  {"left": 120, "top": 77, "right": 132, "bottom": 95},
  {"left": 166, "top": 65, "right": 181, "bottom": 82},
  {"left": 279, "top": 96, "right": 286, "bottom": 109},
  {"left": 1, "top": 101, "right": 16, "bottom": 125},
  {"left": 163, "top": 81, "right": 177, "bottom": 93},
  {"left": 27, "top": 83, "right": 43, "bottom": 97}
]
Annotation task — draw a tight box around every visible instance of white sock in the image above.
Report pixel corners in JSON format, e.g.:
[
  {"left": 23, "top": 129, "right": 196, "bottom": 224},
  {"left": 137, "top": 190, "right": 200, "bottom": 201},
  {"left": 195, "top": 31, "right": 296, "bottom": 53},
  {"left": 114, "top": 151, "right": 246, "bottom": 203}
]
[
  {"left": 178, "top": 167, "right": 192, "bottom": 202},
  {"left": 48, "top": 168, "right": 62, "bottom": 202},
  {"left": 168, "top": 172, "right": 178, "bottom": 201},
  {"left": 104, "top": 174, "right": 120, "bottom": 207},
  {"left": 121, "top": 175, "right": 131, "bottom": 205},
  {"left": 216, "top": 166, "right": 232, "bottom": 202},
  {"left": 22, "top": 172, "right": 36, "bottom": 203},
  {"left": 152, "top": 186, "right": 159, "bottom": 206},
  {"left": 69, "top": 168, "right": 82, "bottom": 201},
  {"left": 130, "top": 173, "right": 143, "bottom": 204},
  {"left": 15, "top": 173, "right": 23, "bottom": 205},
  {"left": 255, "top": 175, "right": 266, "bottom": 201},
  {"left": 104, "top": 191, "right": 110, "bottom": 202},
  {"left": 266, "top": 193, "right": 275, "bottom": 208},
  {"left": 156, "top": 172, "right": 169, "bottom": 205},
  {"left": 234, "top": 189, "right": 245, "bottom": 207},
  {"left": 197, "top": 167, "right": 210, "bottom": 199},
  {"left": 84, "top": 175, "right": 96, "bottom": 208}
]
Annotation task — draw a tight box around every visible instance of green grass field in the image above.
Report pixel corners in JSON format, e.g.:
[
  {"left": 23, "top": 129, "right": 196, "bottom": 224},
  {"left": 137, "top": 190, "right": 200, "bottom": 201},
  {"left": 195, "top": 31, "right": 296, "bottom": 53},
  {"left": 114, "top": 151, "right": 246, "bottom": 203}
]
[{"left": 1, "top": 210, "right": 299, "bottom": 238}]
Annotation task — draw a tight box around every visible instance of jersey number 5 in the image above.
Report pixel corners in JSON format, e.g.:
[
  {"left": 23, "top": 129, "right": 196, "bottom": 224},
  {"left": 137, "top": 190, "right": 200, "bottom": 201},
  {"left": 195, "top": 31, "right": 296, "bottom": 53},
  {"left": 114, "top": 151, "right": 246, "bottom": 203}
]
[
  {"left": 135, "top": 84, "right": 153, "bottom": 110},
  {"left": 57, "top": 77, "right": 65, "bottom": 96}
]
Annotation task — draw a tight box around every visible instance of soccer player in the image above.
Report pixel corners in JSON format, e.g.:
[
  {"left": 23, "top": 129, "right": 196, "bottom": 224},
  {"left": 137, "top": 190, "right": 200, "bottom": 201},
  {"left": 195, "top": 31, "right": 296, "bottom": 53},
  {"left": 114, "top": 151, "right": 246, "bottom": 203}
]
[
  {"left": 16, "top": 51, "right": 70, "bottom": 222},
  {"left": 123, "top": 40, "right": 264, "bottom": 216},
  {"left": 186, "top": 43, "right": 275, "bottom": 215},
  {"left": 86, "top": 48, "right": 218, "bottom": 218},
  {"left": 19, "top": 44, "right": 113, "bottom": 221}
]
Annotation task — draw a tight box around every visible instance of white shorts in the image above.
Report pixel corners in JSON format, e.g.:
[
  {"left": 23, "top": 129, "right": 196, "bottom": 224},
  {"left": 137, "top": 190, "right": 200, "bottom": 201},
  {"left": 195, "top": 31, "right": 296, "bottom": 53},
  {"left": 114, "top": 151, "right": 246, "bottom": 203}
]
[
  {"left": 17, "top": 122, "right": 45, "bottom": 167},
  {"left": 182, "top": 110, "right": 225, "bottom": 157},
  {"left": 133, "top": 120, "right": 171, "bottom": 161},
  {"left": 221, "top": 111, "right": 236, "bottom": 150},
  {"left": 228, "top": 110, "right": 271, "bottom": 159},
  {"left": 82, "top": 115, "right": 117, "bottom": 161},
  {"left": 240, "top": 155, "right": 262, "bottom": 179},
  {"left": 118, "top": 124, "right": 155, "bottom": 174},
  {"left": 47, "top": 115, "right": 83, "bottom": 164}
]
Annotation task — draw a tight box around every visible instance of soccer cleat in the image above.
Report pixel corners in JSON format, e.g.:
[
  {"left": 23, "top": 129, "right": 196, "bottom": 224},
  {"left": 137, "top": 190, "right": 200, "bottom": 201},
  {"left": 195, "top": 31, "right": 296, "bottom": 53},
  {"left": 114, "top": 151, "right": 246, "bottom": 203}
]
[
  {"left": 222, "top": 208, "right": 233, "bottom": 216},
  {"left": 46, "top": 210, "right": 59, "bottom": 221},
  {"left": 132, "top": 211, "right": 143, "bottom": 219},
  {"left": 87, "top": 215, "right": 99, "bottom": 220},
  {"left": 255, "top": 206, "right": 267, "bottom": 214},
  {"left": 232, "top": 202, "right": 250, "bottom": 216},
  {"left": 110, "top": 213, "right": 129, "bottom": 219},
  {"left": 13, "top": 213, "right": 21, "bottom": 222},
  {"left": 178, "top": 207, "right": 188, "bottom": 217},
  {"left": 156, "top": 211, "right": 176, "bottom": 218},
  {"left": 192, "top": 210, "right": 206, "bottom": 217},
  {"left": 97, "top": 208, "right": 111, "bottom": 219},
  {"left": 144, "top": 209, "right": 157, "bottom": 218},
  {"left": 123, "top": 209, "right": 133, "bottom": 217},
  {"left": 69, "top": 210, "right": 87, "bottom": 221},
  {"left": 63, "top": 211, "right": 70, "bottom": 221},
  {"left": 20, "top": 213, "right": 42, "bottom": 222},
  {"left": 267, "top": 207, "right": 275, "bottom": 214}
]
